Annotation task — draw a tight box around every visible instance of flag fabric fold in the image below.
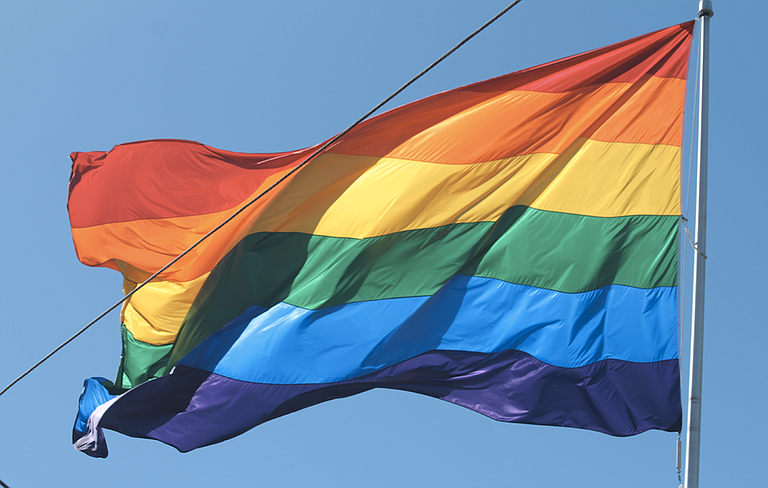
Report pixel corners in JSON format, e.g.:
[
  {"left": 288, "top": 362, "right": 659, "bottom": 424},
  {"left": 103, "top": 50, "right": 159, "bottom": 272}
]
[{"left": 70, "top": 21, "right": 694, "bottom": 457}]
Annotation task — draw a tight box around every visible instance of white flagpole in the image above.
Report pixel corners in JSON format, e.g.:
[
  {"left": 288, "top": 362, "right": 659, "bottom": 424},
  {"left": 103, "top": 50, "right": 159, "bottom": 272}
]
[{"left": 684, "top": 2, "right": 713, "bottom": 488}]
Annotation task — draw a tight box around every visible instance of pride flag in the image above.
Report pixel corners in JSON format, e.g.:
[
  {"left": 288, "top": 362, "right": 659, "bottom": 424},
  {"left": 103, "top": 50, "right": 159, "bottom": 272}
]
[{"left": 71, "top": 21, "right": 693, "bottom": 457}]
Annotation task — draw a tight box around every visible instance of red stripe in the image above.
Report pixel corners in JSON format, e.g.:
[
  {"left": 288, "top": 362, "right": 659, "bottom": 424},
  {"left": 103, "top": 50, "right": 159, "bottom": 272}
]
[
  {"left": 330, "top": 22, "right": 692, "bottom": 158},
  {"left": 69, "top": 140, "right": 314, "bottom": 228}
]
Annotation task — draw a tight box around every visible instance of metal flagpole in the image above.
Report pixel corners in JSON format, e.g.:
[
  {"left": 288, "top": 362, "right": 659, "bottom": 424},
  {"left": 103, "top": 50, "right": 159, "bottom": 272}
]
[{"left": 684, "top": 2, "right": 713, "bottom": 488}]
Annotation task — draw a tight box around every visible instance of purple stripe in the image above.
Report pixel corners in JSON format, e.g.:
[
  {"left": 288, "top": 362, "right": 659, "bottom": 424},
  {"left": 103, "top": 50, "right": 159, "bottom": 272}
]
[{"left": 100, "top": 350, "right": 681, "bottom": 453}]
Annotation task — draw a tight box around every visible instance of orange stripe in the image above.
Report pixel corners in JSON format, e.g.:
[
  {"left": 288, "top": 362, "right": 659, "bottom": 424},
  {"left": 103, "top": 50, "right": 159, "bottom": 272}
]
[
  {"left": 592, "top": 77, "right": 686, "bottom": 144},
  {"left": 334, "top": 76, "right": 685, "bottom": 165},
  {"left": 72, "top": 166, "right": 301, "bottom": 282}
]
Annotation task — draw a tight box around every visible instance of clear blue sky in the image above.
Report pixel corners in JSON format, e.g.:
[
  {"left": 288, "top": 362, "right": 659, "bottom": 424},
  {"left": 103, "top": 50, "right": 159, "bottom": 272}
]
[{"left": 1, "top": 1, "right": 764, "bottom": 486}]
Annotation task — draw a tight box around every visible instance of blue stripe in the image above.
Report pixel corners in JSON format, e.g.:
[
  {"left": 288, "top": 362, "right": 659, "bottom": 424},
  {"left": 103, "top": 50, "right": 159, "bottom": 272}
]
[{"left": 179, "top": 275, "right": 677, "bottom": 385}]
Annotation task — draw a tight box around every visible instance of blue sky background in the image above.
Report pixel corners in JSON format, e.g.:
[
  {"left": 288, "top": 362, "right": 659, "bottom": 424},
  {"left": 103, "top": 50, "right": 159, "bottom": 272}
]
[{"left": 1, "top": 1, "right": 765, "bottom": 486}]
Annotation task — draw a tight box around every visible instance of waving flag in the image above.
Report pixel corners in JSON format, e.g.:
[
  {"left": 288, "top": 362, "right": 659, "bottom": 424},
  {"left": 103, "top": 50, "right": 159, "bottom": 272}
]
[{"left": 71, "top": 21, "right": 694, "bottom": 457}]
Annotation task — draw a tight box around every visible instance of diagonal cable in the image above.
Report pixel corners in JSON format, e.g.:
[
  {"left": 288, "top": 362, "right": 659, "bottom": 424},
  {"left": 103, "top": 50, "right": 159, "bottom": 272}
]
[{"left": 0, "top": 0, "right": 524, "bottom": 399}]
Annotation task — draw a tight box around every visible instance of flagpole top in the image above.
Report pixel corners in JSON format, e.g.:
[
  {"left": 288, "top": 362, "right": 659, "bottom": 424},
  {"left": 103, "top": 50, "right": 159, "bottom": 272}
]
[{"left": 699, "top": 0, "right": 714, "bottom": 18}]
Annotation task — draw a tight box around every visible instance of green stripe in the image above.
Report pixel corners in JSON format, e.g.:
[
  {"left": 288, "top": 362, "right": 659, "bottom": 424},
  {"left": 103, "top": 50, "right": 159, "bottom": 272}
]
[
  {"left": 466, "top": 207, "right": 678, "bottom": 294},
  {"left": 288, "top": 209, "right": 678, "bottom": 309},
  {"left": 116, "top": 324, "right": 173, "bottom": 389},
  {"left": 169, "top": 207, "right": 677, "bottom": 369}
]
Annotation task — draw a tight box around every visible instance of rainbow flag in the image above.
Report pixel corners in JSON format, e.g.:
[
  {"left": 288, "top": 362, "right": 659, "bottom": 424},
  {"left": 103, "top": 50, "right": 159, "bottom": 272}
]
[{"left": 71, "top": 21, "right": 693, "bottom": 457}]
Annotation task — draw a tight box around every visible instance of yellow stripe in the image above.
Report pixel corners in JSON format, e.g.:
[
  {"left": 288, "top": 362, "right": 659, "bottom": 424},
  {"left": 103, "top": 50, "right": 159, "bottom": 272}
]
[
  {"left": 121, "top": 273, "right": 209, "bottom": 345},
  {"left": 72, "top": 202, "right": 263, "bottom": 282},
  {"left": 535, "top": 139, "right": 680, "bottom": 217},
  {"left": 248, "top": 139, "right": 680, "bottom": 239}
]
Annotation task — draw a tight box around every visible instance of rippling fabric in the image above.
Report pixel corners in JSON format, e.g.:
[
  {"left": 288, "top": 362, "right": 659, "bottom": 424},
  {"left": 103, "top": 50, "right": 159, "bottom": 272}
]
[{"left": 70, "top": 21, "right": 693, "bottom": 457}]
